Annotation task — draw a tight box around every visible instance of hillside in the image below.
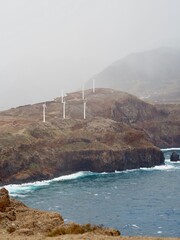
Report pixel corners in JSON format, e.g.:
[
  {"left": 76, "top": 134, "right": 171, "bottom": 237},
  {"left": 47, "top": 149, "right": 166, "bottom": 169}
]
[
  {"left": 0, "top": 88, "right": 169, "bottom": 184},
  {"left": 86, "top": 47, "right": 180, "bottom": 103},
  {"left": 140, "top": 103, "right": 180, "bottom": 147}
]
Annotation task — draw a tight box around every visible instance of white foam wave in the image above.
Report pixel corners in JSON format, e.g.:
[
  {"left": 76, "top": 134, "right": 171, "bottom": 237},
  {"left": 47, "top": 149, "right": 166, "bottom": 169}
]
[
  {"left": 153, "top": 165, "right": 175, "bottom": 170},
  {"left": 161, "top": 147, "right": 180, "bottom": 151},
  {"left": 132, "top": 224, "right": 140, "bottom": 229},
  {"left": 10, "top": 193, "right": 27, "bottom": 198},
  {"left": 115, "top": 169, "right": 138, "bottom": 174},
  {"left": 4, "top": 179, "right": 50, "bottom": 189},
  {"left": 50, "top": 171, "right": 89, "bottom": 182},
  {"left": 2, "top": 180, "right": 50, "bottom": 195},
  {"left": 2, "top": 159, "right": 180, "bottom": 196},
  {"left": 116, "top": 163, "right": 179, "bottom": 174},
  {"left": 165, "top": 159, "right": 180, "bottom": 164},
  {"left": 141, "top": 164, "right": 176, "bottom": 171},
  {"left": 1, "top": 171, "right": 91, "bottom": 195}
]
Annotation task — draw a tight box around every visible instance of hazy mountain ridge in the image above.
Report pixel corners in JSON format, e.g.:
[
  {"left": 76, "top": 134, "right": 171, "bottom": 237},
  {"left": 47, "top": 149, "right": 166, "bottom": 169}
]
[{"left": 87, "top": 47, "right": 180, "bottom": 103}]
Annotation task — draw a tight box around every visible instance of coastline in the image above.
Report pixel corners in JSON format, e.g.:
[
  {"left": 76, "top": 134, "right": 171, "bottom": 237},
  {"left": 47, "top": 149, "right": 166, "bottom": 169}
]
[
  {"left": 1, "top": 186, "right": 180, "bottom": 240},
  {"left": 1, "top": 150, "right": 180, "bottom": 238}
]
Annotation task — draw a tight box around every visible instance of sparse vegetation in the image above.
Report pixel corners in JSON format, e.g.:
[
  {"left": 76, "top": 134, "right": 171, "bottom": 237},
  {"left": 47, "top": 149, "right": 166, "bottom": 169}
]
[
  {"left": 124, "top": 130, "right": 144, "bottom": 144},
  {"left": 47, "top": 223, "right": 120, "bottom": 237},
  {"left": 6, "top": 225, "right": 16, "bottom": 233}
]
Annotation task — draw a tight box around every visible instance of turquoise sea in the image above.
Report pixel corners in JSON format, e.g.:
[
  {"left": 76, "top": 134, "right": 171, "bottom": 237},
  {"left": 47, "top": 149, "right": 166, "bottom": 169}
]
[{"left": 3, "top": 148, "right": 180, "bottom": 237}]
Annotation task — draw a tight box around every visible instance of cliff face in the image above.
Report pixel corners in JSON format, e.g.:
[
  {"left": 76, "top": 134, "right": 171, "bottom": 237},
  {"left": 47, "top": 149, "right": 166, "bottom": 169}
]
[
  {"left": 0, "top": 146, "right": 164, "bottom": 184},
  {"left": 143, "top": 104, "right": 180, "bottom": 148},
  {"left": 0, "top": 116, "right": 164, "bottom": 184},
  {"left": 0, "top": 88, "right": 171, "bottom": 184}
]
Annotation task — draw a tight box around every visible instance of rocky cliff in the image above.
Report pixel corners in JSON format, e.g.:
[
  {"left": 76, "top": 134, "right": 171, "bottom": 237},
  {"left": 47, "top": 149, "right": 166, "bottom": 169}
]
[
  {"left": 0, "top": 88, "right": 173, "bottom": 184},
  {"left": 145, "top": 103, "right": 180, "bottom": 148}
]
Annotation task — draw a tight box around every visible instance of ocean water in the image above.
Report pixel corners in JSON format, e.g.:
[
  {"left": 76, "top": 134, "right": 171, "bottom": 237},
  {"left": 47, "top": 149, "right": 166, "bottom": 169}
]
[{"left": 3, "top": 149, "right": 180, "bottom": 237}]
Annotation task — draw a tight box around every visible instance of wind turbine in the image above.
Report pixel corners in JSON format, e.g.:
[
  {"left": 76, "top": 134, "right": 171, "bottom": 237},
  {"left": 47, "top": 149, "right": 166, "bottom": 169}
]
[
  {"left": 93, "top": 78, "right": 95, "bottom": 93},
  {"left": 83, "top": 100, "right": 86, "bottom": 119},
  {"left": 42, "top": 103, "right": 46, "bottom": 123},
  {"left": 63, "top": 101, "right": 66, "bottom": 119}
]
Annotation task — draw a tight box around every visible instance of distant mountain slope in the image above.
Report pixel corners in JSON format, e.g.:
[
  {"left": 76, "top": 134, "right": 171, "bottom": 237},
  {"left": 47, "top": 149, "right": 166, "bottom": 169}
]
[{"left": 87, "top": 47, "right": 180, "bottom": 103}]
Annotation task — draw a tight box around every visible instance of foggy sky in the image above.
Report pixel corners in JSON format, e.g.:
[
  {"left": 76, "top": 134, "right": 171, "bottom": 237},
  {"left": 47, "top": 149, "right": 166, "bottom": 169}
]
[{"left": 0, "top": 0, "right": 180, "bottom": 110}]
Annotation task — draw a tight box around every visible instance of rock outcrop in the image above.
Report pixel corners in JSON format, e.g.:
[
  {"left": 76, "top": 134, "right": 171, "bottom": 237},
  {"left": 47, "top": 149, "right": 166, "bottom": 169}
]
[
  {"left": 170, "top": 151, "right": 180, "bottom": 162},
  {"left": 0, "top": 188, "right": 10, "bottom": 212},
  {"left": 0, "top": 188, "right": 120, "bottom": 238},
  {"left": 0, "top": 118, "right": 164, "bottom": 184},
  {"left": 139, "top": 103, "right": 180, "bottom": 148},
  {"left": 0, "top": 88, "right": 168, "bottom": 184}
]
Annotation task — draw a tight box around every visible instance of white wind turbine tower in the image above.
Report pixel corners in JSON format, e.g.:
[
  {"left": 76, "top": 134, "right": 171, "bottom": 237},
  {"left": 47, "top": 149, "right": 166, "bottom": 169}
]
[
  {"left": 83, "top": 100, "right": 86, "bottom": 119},
  {"left": 63, "top": 101, "right": 66, "bottom": 119},
  {"left": 42, "top": 103, "right": 46, "bottom": 123},
  {"left": 93, "top": 78, "right": 95, "bottom": 93},
  {"left": 61, "top": 89, "right": 66, "bottom": 119}
]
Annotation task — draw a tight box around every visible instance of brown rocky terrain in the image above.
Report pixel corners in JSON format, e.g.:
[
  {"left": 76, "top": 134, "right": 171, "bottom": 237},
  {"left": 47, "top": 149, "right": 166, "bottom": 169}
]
[
  {"left": 148, "top": 104, "right": 180, "bottom": 147},
  {"left": 0, "top": 89, "right": 169, "bottom": 184}
]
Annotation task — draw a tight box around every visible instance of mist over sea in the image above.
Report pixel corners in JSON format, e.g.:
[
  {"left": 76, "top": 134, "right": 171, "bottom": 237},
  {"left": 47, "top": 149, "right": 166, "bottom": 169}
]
[{"left": 4, "top": 149, "right": 180, "bottom": 237}]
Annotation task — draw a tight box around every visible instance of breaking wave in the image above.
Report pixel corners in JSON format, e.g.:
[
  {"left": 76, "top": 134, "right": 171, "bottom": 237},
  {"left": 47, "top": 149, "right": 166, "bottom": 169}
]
[
  {"left": 2, "top": 171, "right": 92, "bottom": 196},
  {"left": 161, "top": 147, "right": 180, "bottom": 151}
]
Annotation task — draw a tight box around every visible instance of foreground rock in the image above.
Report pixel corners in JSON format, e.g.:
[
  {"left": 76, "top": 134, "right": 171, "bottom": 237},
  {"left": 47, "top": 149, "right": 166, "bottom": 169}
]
[
  {"left": 0, "top": 188, "right": 64, "bottom": 235},
  {"left": 0, "top": 188, "right": 120, "bottom": 238}
]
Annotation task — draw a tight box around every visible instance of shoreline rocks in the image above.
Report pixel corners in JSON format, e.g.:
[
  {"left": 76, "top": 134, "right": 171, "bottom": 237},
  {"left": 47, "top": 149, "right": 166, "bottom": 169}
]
[
  {"left": 0, "top": 147, "right": 164, "bottom": 185},
  {"left": 0, "top": 188, "right": 120, "bottom": 238},
  {"left": 170, "top": 151, "right": 180, "bottom": 162}
]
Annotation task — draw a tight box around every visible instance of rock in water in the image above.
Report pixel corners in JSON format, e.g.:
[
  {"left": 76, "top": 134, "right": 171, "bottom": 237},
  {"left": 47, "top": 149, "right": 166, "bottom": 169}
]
[{"left": 170, "top": 151, "right": 180, "bottom": 162}]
